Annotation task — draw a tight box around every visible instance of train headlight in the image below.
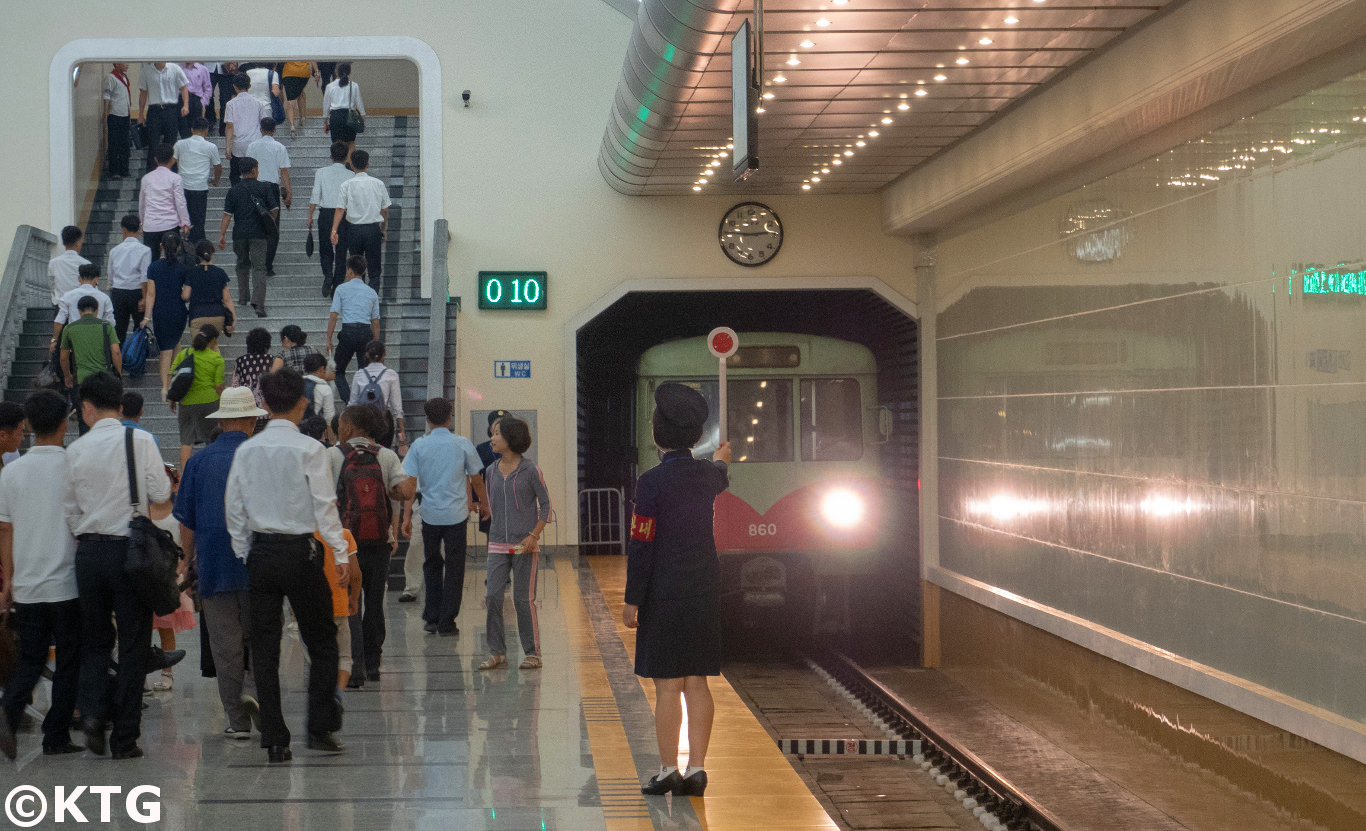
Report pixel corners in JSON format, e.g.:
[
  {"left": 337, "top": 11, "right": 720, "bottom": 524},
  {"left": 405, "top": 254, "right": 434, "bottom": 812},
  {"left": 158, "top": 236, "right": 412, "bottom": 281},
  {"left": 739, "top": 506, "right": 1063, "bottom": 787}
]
[{"left": 820, "top": 489, "right": 865, "bottom": 529}]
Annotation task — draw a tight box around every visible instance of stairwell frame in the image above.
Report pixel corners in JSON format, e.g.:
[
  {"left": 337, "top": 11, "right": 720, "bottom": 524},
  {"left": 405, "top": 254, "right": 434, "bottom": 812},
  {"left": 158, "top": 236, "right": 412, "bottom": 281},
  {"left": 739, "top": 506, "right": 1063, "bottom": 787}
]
[{"left": 0, "top": 225, "right": 58, "bottom": 398}]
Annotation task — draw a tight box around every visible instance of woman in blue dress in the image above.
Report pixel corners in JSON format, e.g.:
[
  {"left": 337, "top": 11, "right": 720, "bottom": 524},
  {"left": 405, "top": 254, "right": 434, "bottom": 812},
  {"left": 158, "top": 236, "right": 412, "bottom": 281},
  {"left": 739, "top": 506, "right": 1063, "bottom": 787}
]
[{"left": 146, "top": 229, "right": 188, "bottom": 398}]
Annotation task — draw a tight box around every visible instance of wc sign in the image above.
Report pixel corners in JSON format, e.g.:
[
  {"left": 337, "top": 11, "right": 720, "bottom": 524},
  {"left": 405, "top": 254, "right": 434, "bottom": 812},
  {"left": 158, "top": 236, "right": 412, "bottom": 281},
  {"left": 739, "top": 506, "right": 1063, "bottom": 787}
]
[
  {"left": 5, "top": 784, "right": 161, "bottom": 826},
  {"left": 494, "top": 360, "right": 531, "bottom": 379}
]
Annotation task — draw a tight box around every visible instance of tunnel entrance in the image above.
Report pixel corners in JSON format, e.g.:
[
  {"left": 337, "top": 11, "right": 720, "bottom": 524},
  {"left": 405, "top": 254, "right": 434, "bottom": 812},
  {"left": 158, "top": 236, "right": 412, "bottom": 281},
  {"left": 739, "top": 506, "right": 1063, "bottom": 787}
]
[{"left": 576, "top": 288, "right": 921, "bottom": 660}]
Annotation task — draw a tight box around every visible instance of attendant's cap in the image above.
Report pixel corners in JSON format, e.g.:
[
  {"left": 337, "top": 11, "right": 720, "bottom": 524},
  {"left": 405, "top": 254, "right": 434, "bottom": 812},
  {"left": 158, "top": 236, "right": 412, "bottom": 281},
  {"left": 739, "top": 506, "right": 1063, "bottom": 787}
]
[
  {"left": 487, "top": 409, "right": 510, "bottom": 426},
  {"left": 206, "top": 386, "right": 268, "bottom": 419},
  {"left": 653, "top": 383, "right": 708, "bottom": 430}
]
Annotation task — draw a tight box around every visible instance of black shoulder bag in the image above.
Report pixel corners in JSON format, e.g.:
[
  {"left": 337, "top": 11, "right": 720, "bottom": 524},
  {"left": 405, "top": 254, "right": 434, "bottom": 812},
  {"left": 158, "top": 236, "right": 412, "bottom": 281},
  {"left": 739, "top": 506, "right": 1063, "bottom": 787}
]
[{"left": 124, "top": 428, "right": 183, "bottom": 616}]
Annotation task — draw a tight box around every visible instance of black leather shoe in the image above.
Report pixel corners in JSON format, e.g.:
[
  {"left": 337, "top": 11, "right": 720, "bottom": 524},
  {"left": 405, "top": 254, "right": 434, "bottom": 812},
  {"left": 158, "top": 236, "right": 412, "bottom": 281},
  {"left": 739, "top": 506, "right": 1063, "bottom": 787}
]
[
  {"left": 641, "top": 769, "right": 684, "bottom": 795},
  {"left": 267, "top": 745, "right": 292, "bottom": 763},
  {"left": 423, "top": 622, "right": 438, "bottom": 634},
  {"left": 345, "top": 676, "right": 364, "bottom": 689},
  {"left": 307, "top": 732, "right": 344, "bottom": 753},
  {"left": 82, "top": 719, "right": 107, "bottom": 756},
  {"left": 111, "top": 745, "right": 144, "bottom": 760},
  {"left": 437, "top": 624, "right": 458, "bottom": 637},
  {"left": 398, "top": 593, "right": 418, "bottom": 603},
  {"left": 365, "top": 669, "right": 380, "bottom": 682},
  {"left": 679, "top": 769, "right": 707, "bottom": 796},
  {"left": 42, "top": 743, "right": 86, "bottom": 756}
]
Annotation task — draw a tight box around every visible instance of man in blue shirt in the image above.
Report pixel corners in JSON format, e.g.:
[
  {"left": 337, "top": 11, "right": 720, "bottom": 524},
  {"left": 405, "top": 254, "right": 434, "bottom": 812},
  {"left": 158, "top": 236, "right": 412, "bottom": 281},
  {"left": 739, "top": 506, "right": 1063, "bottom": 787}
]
[
  {"left": 324, "top": 255, "right": 380, "bottom": 402},
  {"left": 120, "top": 392, "right": 159, "bottom": 448},
  {"left": 173, "top": 387, "right": 264, "bottom": 740},
  {"left": 401, "top": 397, "right": 488, "bottom": 635}
]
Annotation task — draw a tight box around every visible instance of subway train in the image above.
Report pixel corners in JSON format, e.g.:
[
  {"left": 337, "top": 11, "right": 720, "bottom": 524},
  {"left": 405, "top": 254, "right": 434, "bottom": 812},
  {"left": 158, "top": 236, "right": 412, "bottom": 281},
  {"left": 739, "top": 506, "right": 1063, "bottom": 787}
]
[{"left": 635, "top": 333, "right": 893, "bottom": 633}]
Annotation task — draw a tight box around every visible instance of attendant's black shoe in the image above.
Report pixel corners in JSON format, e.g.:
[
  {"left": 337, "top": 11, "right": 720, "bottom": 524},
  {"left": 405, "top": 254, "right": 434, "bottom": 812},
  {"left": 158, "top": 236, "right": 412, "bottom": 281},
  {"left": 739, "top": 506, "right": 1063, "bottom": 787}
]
[
  {"left": 423, "top": 622, "right": 438, "bottom": 634},
  {"left": 307, "top": 732, "right": 344, "bottom": 753},
  {"left": 42, "top": 742, "right": 85, "bottom": 756},
  {"left": 111, "top": 745, "right": 144, "bottom": 760},
  {"left": 81, "top": 719, "right": 107, "bottom": 756},
  {"left": 0, "top": 715, "right": 15, "bottom": 760},
  {"left": 148, "top": 646, "right": 186, "bottom": 671},
  {"left": 267, "top": 745, "right": 292, "bottom": 763},
  {"left": 679, "top": 769, "right": 707, "bottom": 796},
  {"left": 641, "top": 769, "right": 684, "bottom": 795}
]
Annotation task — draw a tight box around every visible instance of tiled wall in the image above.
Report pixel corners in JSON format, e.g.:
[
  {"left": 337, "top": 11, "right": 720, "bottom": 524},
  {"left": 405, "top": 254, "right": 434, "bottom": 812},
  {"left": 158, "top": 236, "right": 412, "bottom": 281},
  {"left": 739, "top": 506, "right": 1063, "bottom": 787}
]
[{"left": 932, "top": 70, "right": 1366, "bottom": 728}]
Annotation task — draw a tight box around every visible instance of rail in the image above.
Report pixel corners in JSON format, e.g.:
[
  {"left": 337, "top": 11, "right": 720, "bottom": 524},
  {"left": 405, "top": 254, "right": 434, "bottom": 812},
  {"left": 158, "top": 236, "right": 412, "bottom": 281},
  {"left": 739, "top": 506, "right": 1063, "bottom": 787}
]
[
  {"left": 809, "top": 648, "right": 1070, "bottom": 831},
  {"left": 0, "top": 225, "right": 57, "bottom": 398},
  {"left": 426, "top": 218, "right": 451, "bottom": 399},
  {"left": 578, "top": 487, "right": 626, "bottom": 556}
]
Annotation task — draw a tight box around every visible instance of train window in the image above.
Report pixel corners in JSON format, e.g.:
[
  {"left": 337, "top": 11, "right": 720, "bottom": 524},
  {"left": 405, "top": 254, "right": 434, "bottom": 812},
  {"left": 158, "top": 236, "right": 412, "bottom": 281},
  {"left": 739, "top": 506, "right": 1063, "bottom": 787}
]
[
  {"left": 800, "top": 379, "right": 863, "bottom": 461},
  {"left": 728, "top": 346, "right": 801, "bottom": 368},
  {"left": 729, "top": 380, "right": 793, "bottom": 462}
]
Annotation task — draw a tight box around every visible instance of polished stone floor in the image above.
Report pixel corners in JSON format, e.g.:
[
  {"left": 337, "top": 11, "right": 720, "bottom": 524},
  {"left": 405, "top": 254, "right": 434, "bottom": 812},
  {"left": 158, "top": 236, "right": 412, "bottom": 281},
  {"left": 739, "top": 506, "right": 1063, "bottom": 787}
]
[{"left": 2, "top": 556, "right": 835, "bottom": 831}]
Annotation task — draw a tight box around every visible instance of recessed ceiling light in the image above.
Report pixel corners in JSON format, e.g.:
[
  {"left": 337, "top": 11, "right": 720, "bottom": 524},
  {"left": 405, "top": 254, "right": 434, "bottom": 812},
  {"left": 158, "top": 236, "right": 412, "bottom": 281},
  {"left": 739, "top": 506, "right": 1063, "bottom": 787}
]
[
  {"left": 821, "top": 167, "right": 830, "bottom": 173},
  {"left": 709, "top": 160, "right": 720, "bottom": 167},
  {"left": 832, "top": 0, "right": 848, "bottom": 4},
  {"left": 881, "top": 117, "right": 893, "bottom": 124},
  {"left": 811, "top": 176, "right": 821, "bottom": 182},
  {"left": 933, "top": 74, "right": 947, "bottom": 81},
  {"left": 956, "top": 57, "right": 970, "bottom": 65},
  {"left": 1004, "top": 16, "right": 1019, "bottom": 24},
  {"left": 800, "top": 40, "right": 815, "bottom": 48},
  {"left": 816, "top": 18, "right": 831, "bottom": 27},
  {"left": 762, "top": 92, "right": 775, "bottom": 100},
  {"left": 843, "top": 151, "right": 853, "bottom": 157},
  {"left": 773, "top": 75, "right": 787, "bottom": 83},
  {"left": 755, "top": 106, "right": 766, "bottom": 113},
  {"left": 832, "top": 159, "right": 842, "bottom": 165},
  {"left": 855, "top": 141, "right": 866, "bottom": 147},
  {"left": 786, "top": 56, "right": 801, "bottom": 66},
  {"left": 898, "top": 102, "right": 910, "bottom": 110},
  {"left": 719, "top": 152, "right": 728, "bottom": 158},
  {"left": 866, "top": 131, "right": 878, "bottom": 137},
  {"left": 978, "top": 37, "right": 993, "bottom": 45},
  {"left": 727, "top": 143, "right": 734, "bottom": 149},
  {"left": 802, "top": 184, "right": 811, "bottom": 190},
  {"left": 914, "top": 89, "right": 927, "bottom": 97},
  {"left": 693, "top": 186, "right": 702, "bottom": 191}
]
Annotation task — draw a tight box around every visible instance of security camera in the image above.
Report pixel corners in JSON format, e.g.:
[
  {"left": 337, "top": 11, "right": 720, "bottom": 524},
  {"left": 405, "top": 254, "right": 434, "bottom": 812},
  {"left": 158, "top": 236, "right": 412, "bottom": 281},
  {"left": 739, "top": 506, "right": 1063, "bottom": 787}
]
[{"left": 462, "top": 90, "right": 471, "bottom": 108}]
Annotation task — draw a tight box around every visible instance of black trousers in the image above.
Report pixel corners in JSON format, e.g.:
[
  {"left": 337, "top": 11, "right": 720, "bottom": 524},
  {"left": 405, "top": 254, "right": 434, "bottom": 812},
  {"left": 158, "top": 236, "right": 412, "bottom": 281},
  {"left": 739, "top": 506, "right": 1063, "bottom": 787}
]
[
  {"left": 185, "top": 190, "right": 209, "bottom": 242},
  {"left": 348, "top": 222, "right": 384, "bottom": 296},
  {"left": 318, "top": 208, "right": 349, "bottom": 293},
  {"left": 333, "top": 323, "right": 372, "bottom": 402},
  {"left": 422, "top": 521, "right": 468, "bottom": 628},
  {"left": 144, "top": 104, "right": 180, "bottom": 171},
  {"left": 229, "top": 155, "right": 246, "bottom": 184},
  {"left": 76, "top": 541, "right": 152, "bottom": 753},
  {"left": 178, "top": 96, "right": 202, "bottom": 138},
  {"left": 349, "top": 543, "right": 391, "bottom": 675},
  {"left": 248, "top": 535, "right": 339, "bottom": 747},
  {"left": 214, "top": 75, "right": 237, "bottom": 136},
  {"left": 111, "top": 286, "right": 144, "bottom": 343},
  {"left": 263, "top": 181, "right": 281, "bottom": 272},
  {"left": 106, "top": 114, "right": 131, "bottom": 176},
  {"left": 1, "top": 598, "right": 82, "bottom": 749}
]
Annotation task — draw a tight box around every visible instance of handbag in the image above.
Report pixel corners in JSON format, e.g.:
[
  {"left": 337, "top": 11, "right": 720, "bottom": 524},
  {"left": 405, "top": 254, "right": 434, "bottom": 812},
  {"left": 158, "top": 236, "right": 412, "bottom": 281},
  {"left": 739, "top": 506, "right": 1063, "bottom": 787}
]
[
  {"left": 306, "top": 228, "right": 315, "bottom": 258},
  {"left": 123, "top": 428, "right": 183, "bottom": 617},
  {"left": 345, "top": 83, "right": 365, "bottom": 134},
  {"left": 121, "top": 325, "right": 154, "bottom": 378},
  {"left": 269, "top": 70, "right": 286, "bottom": 125},
  {"left": 102, "top": 321, "right": 120, "bottom": 376},
  {"left": 131, "top": 122, "right": 148, "bottom": 151},
  {"left": 167, "top": 349, "right": 195, "bottom": 402}
]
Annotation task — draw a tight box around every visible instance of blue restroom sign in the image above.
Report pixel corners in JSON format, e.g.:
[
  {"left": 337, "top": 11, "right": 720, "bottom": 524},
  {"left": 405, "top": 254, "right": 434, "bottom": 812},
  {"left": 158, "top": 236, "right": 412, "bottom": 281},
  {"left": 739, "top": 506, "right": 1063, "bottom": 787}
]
[{"left": 494, "top": 360, "right": 531, "bottom": 379}]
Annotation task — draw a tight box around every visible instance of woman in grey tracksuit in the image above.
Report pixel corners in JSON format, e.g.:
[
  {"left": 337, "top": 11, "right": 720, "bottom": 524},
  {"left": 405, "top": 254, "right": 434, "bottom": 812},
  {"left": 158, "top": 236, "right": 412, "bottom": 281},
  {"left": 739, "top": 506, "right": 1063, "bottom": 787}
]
[{"left": 478, "top": 416, "right": 552, "bottom": 671}]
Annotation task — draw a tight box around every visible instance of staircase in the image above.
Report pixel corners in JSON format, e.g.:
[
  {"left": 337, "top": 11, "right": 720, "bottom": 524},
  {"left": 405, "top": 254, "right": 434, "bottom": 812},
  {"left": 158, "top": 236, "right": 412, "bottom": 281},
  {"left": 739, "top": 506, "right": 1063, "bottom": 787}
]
[{"left": 4, "top": 116, "right": 456, "bottom": 465}]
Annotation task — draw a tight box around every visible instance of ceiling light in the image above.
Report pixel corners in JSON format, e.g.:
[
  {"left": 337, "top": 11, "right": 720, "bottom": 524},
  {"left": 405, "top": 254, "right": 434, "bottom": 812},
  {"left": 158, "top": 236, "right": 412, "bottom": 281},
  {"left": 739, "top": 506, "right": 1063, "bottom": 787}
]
[
  {"left": 978, "top": 37, "right": 993, "bottom": 45},
  {"left": 843, "top": 150, "right": 853, "bottom": 156},
  {"left": 787, "top": 56, "right": 801, "bottom": 66},
  {"left": 821, "top": 168, "right": 829, "bottom": 173},
  {"left": 702, "top": 169, "right": 713, "bottom": 175},
  {"left": 855, "top": 141, "right": 865, "bottom": 147},
  {"left": 811, "top": 176, "right": 821, "bottom": 182},
  {"left": 801, "top": 184, "right": 811, "bottom": 190},
  {"left": 816, "top": 18, "right": 831, "bottom": 27},
  {"left": 1004, "top": 16, "right": 1018, "bottom": 24},
  {"left": 709, "top": 160, "right": 720, "bottom": 167},
  {"left": 762, "top": 92, "right": 775, "bottom": 100},
  {"left": 832, "top": 0, "right": 847, "bottom": 4},
  {"left": 719, "top": 152, "right": 728, "bottom": 158},
  {"left": 726, "top": 143, "right": 734, "bottom": 149},
  {"left": 934, "top": 74, "right": 947, "bottom": 81},
  {"left": 832, "top": 159, "right": 842, "bottom": 165},
  {"left": 898, "top": 102, "right": 910, "bottom": 110},
  {"left": 755, "top": 106, "right": 766, "bottom": 113},
  {"left": 867, "top": 130, "right": 878, "bottom": 137},
  {"left": 914, "top": 89, "right": 927, "bottom": 97},
  {"left": 956, "top": 57, "right": 970, "bottom": 65},
  {"left": 800, "top": 40, "right": 815, "bottom": 48},
  {"left": 773, "top": 75, "right": 787, "bottom": 83},
  {"left": 881, "top": 117, "right": 893, "bottom": 124}
]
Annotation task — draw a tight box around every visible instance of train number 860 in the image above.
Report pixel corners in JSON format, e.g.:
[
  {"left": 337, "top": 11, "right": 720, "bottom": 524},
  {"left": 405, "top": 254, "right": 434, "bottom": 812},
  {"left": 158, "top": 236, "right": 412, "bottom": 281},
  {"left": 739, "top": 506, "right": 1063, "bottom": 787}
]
[{"left": 748, "top": 523, "right": 779, "bottom": 537}]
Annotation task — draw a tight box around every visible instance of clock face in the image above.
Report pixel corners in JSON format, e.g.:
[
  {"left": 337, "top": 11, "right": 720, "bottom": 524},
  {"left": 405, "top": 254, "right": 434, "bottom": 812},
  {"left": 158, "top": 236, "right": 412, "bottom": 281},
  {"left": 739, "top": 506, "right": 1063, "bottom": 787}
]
[{"left": 719, "top": 202, "right": 783, "bottom": 267}]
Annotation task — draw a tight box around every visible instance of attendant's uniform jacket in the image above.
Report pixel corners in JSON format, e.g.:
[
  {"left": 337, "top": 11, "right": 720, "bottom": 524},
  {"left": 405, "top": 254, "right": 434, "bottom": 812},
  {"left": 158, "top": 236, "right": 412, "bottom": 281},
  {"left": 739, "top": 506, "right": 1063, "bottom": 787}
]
[{"left": 624, "top": 449, "right": 729, "bottom": 607}]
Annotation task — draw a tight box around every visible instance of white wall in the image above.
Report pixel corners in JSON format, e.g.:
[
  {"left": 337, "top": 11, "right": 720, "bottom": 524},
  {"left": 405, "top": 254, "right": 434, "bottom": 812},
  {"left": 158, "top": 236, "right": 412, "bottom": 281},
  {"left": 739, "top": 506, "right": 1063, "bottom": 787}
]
[{"left": 4, "top": 0, "right": 918, "bottom": 543}]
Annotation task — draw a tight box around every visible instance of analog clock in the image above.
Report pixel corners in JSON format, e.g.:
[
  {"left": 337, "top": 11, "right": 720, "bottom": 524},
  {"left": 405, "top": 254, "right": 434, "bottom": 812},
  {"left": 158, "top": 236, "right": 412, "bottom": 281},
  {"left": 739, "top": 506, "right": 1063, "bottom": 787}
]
[{"left": 719, "top": 202, "right": 783, "bottom": 267}]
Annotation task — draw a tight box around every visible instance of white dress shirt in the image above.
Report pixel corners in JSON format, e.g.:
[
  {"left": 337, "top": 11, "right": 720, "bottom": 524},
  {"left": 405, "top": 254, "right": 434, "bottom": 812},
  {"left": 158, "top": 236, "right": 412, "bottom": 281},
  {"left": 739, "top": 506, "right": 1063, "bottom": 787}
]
[
  {"left": 55, "top": 285, "right": 115, "bottom": 326},
  {"left": 138, "top": 63, "right": 188, "bottom": 107},
  {"left": 310, "top": 163, "right": 355, "bottom": 209},
  {"left": 322, "top": 80, "right": 365, "bottom": 115},
  {"left": 224, "top": 92, "right": 264, "bottom": 156},
  {"left": 348, "top": 361, "right": 404, "bottom": 426},
  {"left": 246, "top": 68, "right": 276, "bottom": 113},
  {"left": 0, "top": 447, "right": 78, "bottom": 604},
  {"left": 48, "top": 249, "right": 91, "bottom": 305},
  {"left": 102, "top": 73, "right": 131, "bottom": 118},
  {"left": 106, "top": 237, "right": 152, "bottom": 291},
  {"left": 245, "top": 136, "right": 291, "bottom": 186},
  {"left": 225, "top": 420, "right": 349, "bottom": 563},
  {"left": 172, "top": 135, "right": 222, "bottom": 191},
  {"left": 337, "top": 173, "right": 391, "bottom": 225},
  {"left": 64, "top": 419, "right": 172, "bottom": 538}
]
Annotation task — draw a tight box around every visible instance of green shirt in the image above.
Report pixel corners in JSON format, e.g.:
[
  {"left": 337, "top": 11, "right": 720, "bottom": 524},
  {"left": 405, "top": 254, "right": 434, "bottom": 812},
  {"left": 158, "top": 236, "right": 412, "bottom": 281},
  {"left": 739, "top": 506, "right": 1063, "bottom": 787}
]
[
  {"left": 59, "top": 315, "right": 118, "bottom": 382},
  {"left": 173, "top": 346, "right": 225, "bottom": 405}
]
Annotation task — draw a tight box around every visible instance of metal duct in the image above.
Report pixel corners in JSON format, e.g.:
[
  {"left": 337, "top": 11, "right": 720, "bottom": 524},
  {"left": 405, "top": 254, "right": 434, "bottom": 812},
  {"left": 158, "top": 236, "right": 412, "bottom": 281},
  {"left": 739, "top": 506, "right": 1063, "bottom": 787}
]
[{"left": 599, "top": 0, "right": 741, "bottom": 194}]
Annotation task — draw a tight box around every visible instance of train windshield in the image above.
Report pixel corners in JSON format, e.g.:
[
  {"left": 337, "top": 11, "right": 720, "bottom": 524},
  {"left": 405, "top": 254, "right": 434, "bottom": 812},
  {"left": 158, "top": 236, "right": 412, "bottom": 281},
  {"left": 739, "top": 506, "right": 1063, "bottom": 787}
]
[
  {"left": 800, "top": 379, "right": 863, "bottom": 461},
  {"left": 676, "top": 379, "right": 794, "bottom": 462}
]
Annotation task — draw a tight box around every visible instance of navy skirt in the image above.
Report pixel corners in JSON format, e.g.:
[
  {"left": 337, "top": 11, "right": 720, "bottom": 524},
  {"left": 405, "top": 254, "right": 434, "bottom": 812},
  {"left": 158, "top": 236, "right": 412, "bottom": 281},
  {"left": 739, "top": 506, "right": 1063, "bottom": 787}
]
[
  {"left": 633, "top": 592, "right": 722, "bottom": 679},
  {"left": 151, "top": 306, "right": 187, "bottom": 353}
]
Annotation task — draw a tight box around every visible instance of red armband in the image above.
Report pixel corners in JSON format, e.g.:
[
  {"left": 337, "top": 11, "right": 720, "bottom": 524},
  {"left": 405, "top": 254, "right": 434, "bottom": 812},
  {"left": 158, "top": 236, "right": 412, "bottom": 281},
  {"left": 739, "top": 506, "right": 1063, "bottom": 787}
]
[{"left": 630, "top": 513, "right": 656, "bottom": 542}]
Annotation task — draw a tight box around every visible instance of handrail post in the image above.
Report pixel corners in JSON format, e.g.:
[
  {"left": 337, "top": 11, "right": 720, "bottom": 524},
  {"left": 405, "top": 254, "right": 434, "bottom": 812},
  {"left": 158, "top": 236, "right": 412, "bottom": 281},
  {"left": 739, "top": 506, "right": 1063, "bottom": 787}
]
[{"left": 427, "top": 219, "right": 451, "bottom": 400}]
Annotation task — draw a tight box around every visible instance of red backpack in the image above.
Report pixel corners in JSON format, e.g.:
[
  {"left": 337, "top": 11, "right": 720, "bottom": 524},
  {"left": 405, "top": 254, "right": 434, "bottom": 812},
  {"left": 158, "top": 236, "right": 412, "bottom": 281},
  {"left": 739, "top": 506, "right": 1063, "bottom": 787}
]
[{"left": 337, "top": 443, "right": 391, "bottom": 543}]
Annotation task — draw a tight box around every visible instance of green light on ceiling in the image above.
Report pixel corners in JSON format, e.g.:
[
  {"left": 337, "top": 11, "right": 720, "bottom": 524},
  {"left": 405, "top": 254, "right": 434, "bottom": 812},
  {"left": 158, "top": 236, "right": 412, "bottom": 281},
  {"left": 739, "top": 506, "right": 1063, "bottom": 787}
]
[{"left": 1295, "top": 264, "right": 1366, "bottom": 296}]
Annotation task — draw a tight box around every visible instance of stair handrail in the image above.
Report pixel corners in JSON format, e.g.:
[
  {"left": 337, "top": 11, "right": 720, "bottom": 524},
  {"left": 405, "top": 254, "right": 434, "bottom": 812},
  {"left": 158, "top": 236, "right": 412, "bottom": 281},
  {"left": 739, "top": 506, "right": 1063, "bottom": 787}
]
[
  {"left": 427, "top": 218, "right": 452, "bottom": 399},
  {"left": 0, "top": 226, "right": 58, "bottom": 399}
]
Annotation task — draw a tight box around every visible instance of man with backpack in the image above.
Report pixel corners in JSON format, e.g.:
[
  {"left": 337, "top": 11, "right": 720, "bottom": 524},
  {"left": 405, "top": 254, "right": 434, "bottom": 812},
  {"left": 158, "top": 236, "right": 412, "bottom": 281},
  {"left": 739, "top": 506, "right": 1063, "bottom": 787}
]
[
  {"left": 327, "top": 404, "right": 413, "bottom": 686},
  {"left": 346, "top": 339, "right": 404, "bottom": 448}
]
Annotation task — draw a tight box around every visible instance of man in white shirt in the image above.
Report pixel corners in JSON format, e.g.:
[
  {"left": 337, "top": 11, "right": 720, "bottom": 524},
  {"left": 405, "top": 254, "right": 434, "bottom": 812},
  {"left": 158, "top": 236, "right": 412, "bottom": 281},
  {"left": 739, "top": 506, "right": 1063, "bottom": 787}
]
[
  {"left": 223, "top": 72, "right": 263, "bottom": 184},
  {"left": 331, "top": 150, "right": 392, "bottom": 296},
  {"left": 0, "top": 391, "right": 83, "bottom": 760},
  {"left": 173, "top": 117, "right": 222, "bottom": 242},
  {"left": 48, "top": 225, "right": 90, "bottom": 307},
  {"left": 225, "top": 368, "right": 350, "bottom": 763},
  {"left": 246, "top": 117, "right": 292, "bottom": 277},
  {"left": 64, "top": 372, "right": 173, "bottom": 760},
  {"left": 137, "top": 62, "right": 189, "bottom": 173},
  {"left": 52, "top": 263, "right": 114, "bottom": 346},
  {"left": 102, "top": 63, "right": 133, "bottom": 178},
  {"left": 307, "top": 141, "right": 355, "bottom": 296},
  {"left": 106, "top": 215, "right": 153, "bottom": 343}
]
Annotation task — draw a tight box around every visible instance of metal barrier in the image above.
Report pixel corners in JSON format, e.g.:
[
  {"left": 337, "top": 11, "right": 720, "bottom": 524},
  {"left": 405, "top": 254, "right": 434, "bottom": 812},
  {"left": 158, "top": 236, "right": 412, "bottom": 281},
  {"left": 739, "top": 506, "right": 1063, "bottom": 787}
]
[
  {"left": 578, "top": 488, "right": 627, "bottom": 556},
  {"left": 0, "top": 225, "right": 57, "bottom": 398}
]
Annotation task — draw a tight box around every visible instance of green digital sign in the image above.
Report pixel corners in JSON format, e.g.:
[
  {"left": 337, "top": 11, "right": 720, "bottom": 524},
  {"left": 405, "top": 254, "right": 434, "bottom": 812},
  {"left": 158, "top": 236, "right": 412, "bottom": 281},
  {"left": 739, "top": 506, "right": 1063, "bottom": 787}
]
[{"left": 478, "top": 272, "right": 547, "bottom": 310}]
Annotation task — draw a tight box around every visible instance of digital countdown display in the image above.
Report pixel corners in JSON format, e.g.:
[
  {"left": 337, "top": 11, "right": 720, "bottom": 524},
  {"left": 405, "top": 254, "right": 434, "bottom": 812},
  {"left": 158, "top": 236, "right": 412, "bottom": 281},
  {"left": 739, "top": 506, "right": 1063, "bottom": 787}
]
[{"left": 478, "top": 272, "right": 547, "bottom": 310}]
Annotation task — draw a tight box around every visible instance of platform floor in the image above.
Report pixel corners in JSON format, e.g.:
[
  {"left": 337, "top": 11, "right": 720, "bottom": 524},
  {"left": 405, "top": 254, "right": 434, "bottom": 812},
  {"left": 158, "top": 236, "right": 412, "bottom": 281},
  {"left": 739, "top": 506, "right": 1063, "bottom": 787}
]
[{"left": 2, "top": 555, "right": 835, "bottom": 830}]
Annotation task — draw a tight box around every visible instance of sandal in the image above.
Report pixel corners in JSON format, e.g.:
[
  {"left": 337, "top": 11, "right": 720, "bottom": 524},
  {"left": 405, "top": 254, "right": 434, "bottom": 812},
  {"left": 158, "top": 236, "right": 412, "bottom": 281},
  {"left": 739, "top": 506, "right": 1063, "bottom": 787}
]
[
  {"left": 519, "top": 655, "right": 542, "bottom": 669},
  {"left": 477, "top": 655, "right": 507, "bottom": 671},
  {"left": 151, "top": 669, "right": 173, "bottom": 692}
]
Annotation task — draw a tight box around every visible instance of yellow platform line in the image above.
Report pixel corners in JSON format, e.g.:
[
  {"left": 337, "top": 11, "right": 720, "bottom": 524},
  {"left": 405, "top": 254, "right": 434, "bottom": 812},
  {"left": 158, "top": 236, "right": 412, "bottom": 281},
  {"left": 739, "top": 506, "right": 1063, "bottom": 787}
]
[
  {"left": 588, "top": 556, "right": 839, "bottom": 830},
  {"left": 556, "top": 558, "right": 654, "bottom": 830}
]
